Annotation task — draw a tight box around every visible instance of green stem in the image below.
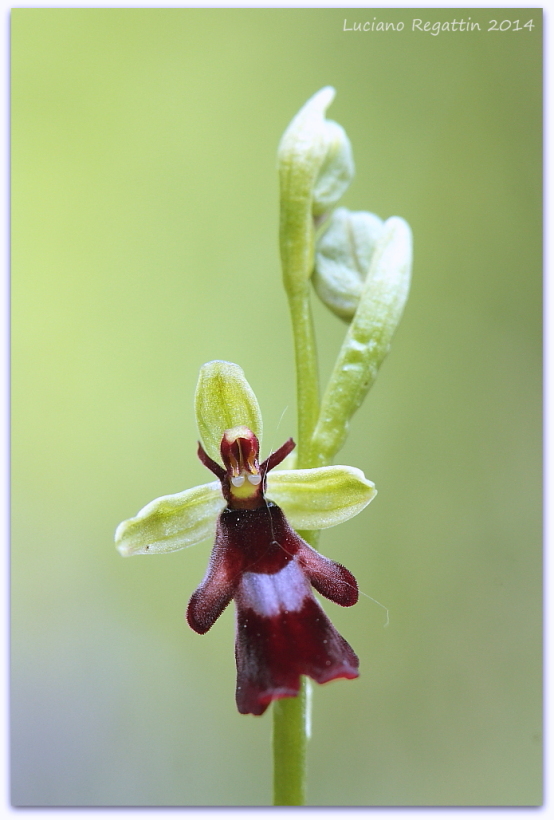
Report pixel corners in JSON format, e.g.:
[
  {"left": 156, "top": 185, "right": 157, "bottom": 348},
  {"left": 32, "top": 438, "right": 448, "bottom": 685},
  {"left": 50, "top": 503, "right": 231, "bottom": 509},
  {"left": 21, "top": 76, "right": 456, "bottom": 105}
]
[
  {"left": 272, "top": 677, "right": 309, "bottom": 805},
  {"left": 272, "top": 284, "right": 319, "bottom": 806},
  {"left": 288, "top": 289, "right": 320, "bottom": 468}
]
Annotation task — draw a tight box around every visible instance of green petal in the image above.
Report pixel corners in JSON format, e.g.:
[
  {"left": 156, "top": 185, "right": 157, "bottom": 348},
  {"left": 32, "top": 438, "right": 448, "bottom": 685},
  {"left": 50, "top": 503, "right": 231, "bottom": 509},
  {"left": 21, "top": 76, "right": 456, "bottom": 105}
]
[
  {"left": 195, "top": 361, "right": 263, "bottom": 463},
  {"left": 115, "top": 481, "right": 224, "bottom": 556},
  {"left": 266, "top": 465, "right": 376, "bottom": 530}
]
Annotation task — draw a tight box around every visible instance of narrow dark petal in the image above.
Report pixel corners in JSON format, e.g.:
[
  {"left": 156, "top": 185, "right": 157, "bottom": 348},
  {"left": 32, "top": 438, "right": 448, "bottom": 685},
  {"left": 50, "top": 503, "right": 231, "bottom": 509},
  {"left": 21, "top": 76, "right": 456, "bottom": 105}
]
[
  {"left": 186, "top": 528, "right": 237, "bottom": 635},
  {"left": 260, "top": 437, "right": 296, "bottom": 476},
  {"left": 296, "top": 540, "right": 358, "bottom": 607},
  {"left": 188, "top": 504, "right": 292, "bottom": 635},
  {"left": 197, "top": 442, "right": 226, "bottom": 481}
]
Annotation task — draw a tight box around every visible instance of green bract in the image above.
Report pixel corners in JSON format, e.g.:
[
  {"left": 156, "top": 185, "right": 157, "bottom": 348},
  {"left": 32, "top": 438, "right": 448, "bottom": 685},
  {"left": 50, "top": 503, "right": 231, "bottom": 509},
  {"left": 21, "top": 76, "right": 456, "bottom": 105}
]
[
  {"left": 310, "top": 215, "right": 412, "bottom": 463},
  {"left": 278, "top": 86, "right": 354, "bottom": 297},
  {"left": 278, "top": 86, "right": 354, "bottom": 218}
]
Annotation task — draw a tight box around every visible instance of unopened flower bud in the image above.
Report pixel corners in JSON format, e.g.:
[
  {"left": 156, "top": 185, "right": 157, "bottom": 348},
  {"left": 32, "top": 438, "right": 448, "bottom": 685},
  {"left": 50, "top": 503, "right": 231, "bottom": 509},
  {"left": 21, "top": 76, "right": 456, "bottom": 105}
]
[
  {"left": 313, "top": 207, "right": 385, "bottom": 320},
  {"left": 278, "top": 87, "right": 354, "bottom": 295},
  {"left": 311, "top": 120, "right": 354, "bottom": 216},
  {"left": 278, "top": 87, "right": 353, "bottom": 214}
]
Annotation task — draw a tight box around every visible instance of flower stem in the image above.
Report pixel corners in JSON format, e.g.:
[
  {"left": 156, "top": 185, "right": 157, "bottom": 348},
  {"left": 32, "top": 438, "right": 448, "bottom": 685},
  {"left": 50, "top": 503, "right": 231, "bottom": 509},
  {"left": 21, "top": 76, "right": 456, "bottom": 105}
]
[
  {"left": 272, "top": 677, "right": 309, "bottom": 805},
  {"left": 288, "top": 289, "right": 320, "bottom": 469},
  {"left": 272, "top": 283, "right": 319, "bottom": 805}
]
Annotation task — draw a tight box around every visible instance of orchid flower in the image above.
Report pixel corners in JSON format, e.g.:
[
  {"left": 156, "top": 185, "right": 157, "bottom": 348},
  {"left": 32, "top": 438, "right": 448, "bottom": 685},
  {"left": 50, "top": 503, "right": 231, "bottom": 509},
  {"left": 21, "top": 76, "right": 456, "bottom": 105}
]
[{"left": 116, "top": 361, "right": 376, "bottom": 716}]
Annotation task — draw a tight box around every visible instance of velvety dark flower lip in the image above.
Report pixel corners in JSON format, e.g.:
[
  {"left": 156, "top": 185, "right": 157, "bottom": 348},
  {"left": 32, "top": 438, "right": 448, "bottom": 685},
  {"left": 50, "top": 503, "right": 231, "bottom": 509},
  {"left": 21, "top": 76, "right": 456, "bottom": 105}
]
[{"left": 115, "top": 361, "right": 377, "bottom": 716}]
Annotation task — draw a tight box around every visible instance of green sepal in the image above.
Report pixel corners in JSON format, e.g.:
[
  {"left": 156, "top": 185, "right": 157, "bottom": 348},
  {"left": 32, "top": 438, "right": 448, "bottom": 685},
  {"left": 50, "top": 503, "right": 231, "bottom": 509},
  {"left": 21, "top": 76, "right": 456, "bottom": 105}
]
[
  {"left": 115, "top": 481, "right": 225, "bottom": 556},
  {"left": 266, "top": 465, "right": 376, "bottom": 531},
  {"left": 195, "top": 360, "right": 263, "bottom": 464}
]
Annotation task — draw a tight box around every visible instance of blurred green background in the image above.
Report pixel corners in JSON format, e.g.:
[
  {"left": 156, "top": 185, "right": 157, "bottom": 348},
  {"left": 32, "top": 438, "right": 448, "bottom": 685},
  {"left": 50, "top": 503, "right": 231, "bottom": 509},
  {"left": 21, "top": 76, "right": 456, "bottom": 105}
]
[{"left": 11, "top": 8, "right": 542, "bottom": 807}]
